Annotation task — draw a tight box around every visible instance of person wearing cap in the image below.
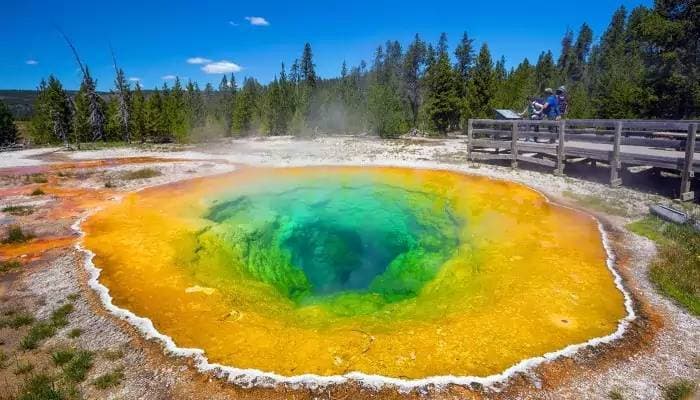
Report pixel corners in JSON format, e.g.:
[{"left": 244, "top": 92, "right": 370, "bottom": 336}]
[
  {"left": 556, "top": 86, "right": 568, "bottom": 117},
  {"left": 541, "top": 88, "right": 560, "bottom": 120}
]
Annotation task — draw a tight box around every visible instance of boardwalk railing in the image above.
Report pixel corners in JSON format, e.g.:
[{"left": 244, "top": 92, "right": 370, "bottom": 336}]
[{"left": 466, "top": 119, "right": 699, "bottom": 201}]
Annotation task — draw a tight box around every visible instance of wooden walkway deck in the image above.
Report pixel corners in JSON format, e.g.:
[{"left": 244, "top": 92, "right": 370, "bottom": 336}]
[{"left": 467, "top": 119, "right": 699, "bottom": 201}]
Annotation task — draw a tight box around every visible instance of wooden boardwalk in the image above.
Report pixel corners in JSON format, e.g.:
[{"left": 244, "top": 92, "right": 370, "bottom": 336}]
[{"left": 467, "top": 119, "right": 699, "bottom": 201}]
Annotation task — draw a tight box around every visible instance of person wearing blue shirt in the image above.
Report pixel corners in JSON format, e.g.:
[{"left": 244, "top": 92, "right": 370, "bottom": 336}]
[{"left": 541, "top": 88, "right": 560, "bottom": 120}]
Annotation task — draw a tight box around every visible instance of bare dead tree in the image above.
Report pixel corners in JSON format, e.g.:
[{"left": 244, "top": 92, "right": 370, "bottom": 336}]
[
  {"left": 58, "top": 28, "right": 105, "bottom": 142},
  {"left": 110, "top": 43, "right": 131, "bottom": 143}
]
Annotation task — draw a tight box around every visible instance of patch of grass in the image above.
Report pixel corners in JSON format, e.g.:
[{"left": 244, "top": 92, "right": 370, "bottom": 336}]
[
  {"left": 562, "top": 190, "right": 630, "bottom": 217},
  {"left": 16, "top": 374, "right": 67, "bottom": 400},
  {"left": 92, "top": 367, "right": 124, "bottom": 390},
  {"left": 2, "top": 205, "right": 34, "bottom": 216},
  {"left": 102, "top": 349, "right": 124, "bottom": 361},
  {"left": 50, "top": 303, "right": 74, "bottom": 328},
  {"left": 0, "top": 310, "right": 34, "bottom": 328},
  {"left": 51, "top": 348, "right": 77, "bottom": 366},
  {"left": 28, "top": 174, "right": 48, "bottom": 184},
  {"left": 0, "top": 259, "right": 22, "bottom": 273},
  {"left": 20, "top": 321, "right": 57, "bottom": 350},
  {"left": 662, "top": 379, "right": 696, "bottom": 400},
  {"left": 14, "top": 361, "right": 34, "bottom": 375},
  {"left": 62, "top": 350, "right": 93, "bottom": 382},
  {"left": 30, "top": 188, "right": 45, "bottom": 196},
  {"left": 66, "top": 293, "right": 79, "bottom": 302},
  {"left": 67, "top": 328, "right": 82, "bottom": 338},
  {"left": 120, "top": 168, "right": 161, "bottom": 180},
  {"left": 104, "top": 179, "right": 116, "bottom": 188},
  {"left": 608, "top": 388, "right": 624, "bottom": 399},
  {"left": 20, "top": 302, "right": 75, "bottom": 350},
  {"left": 0, "top": 349, "right": 8, "bottom": 369},
  {"left": 628, "top": 216, "right": 700, "bottom": 315},
  {"left": 2, "top": 225, "right": 35, "bottom": 244}
]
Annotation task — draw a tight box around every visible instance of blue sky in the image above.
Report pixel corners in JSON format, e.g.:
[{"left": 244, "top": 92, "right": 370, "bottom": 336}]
[{"left": 2, "top": 0, "right": 651, "bottom": 91}]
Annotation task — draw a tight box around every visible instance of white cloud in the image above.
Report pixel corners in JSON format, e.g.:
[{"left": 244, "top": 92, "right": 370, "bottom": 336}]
[
  {"left": 128, "top": 77, "right": 141, "bottom": 82},
  {"left": 26, "top": 59, "right": 38, "bottom": 65},
  {"left": 228, "top": 20, "right": 239, "bottom": 26},
  {"left": 201, "top": 61, "right": 242, "bottom": 74},
  {"left": 187, "top": 57, "right": 212, "bottom": 65},
  {"left": 161, "top": 75, "right": 177, "bottom": 80},
  {"left": 245, "top": 16, "right": 269, "bottom": 26}
]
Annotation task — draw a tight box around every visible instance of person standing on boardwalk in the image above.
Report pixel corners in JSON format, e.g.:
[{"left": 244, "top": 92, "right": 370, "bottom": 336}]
[
  {"left": 556, "top": 86, "right": 568, "bottom": 118},
  {"left": 541, "top": 88, "right": 560, "bottom": 120}
]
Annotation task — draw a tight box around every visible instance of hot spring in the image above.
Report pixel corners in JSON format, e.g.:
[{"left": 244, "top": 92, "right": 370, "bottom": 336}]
[{"left": 82, "top": 167, "right": 628, "bottom": 381}]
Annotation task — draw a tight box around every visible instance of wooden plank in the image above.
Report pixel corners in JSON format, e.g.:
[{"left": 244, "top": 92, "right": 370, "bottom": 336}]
[
  {"left": 472, "top": 129, "right": 512, "bottom": 137},
  {"left": 518, "top": 143, "right": 558, "bottom": 155},
  {"left": 680, "top": 123, "right": 697, "bottom": 201},
  {"left": 610, "top": 121, "right": 623, "bottom": 187},
  {"left": 517, "top": 155, "right": 556, "bottom": 167},
  {"left": 471, "top": 139, "right": 510, "bottom": 149},
  {"left": 511, "top": 121, "right": 518, "bottom": 168},
  {"left": 469, "top": 153, "right": 513, "bottom": 161},
  {"left": 467, "top": 119, "right": 473, "bottom": 162},
  {"left": 555, "top": 120, "right": 566, "bottom": 176}
]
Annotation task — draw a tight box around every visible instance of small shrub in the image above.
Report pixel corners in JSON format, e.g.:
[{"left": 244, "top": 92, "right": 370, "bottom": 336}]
[
  {"left": 104, "top": 179, "right": 116, "bottom": 188},
  {"left": 29, "top": 174, "right": 48, "bottom": 184},
  {"left": 0, "top": 350, "right": 8, "bottom": 369},
  {"left": 20, "top": 322, "right": 57, "bottom": 350},
  {"left": 2, "top": 205, "right": 34, "bottom": 216},
  {"left": 0, "top": 259, "right": 22, "bottom": 273},
  {"left": 51, "top": 303, "right": 74, "bottom": 328},
  {"left": 608, "top": 389, "right": 624, "bottom": 399},
  {"left": 92, "top": 367, "right": 125, "bottom": 390},
  {"left": 120, "top": 168, "right": 161, "bottom": 180},
  {"left": 30, "top": 188, "right": 45, "bottom": 196},
  {"left": 51, "top": 348, "right": 77, "bottom": 366},
  {"left": 67, "top": 328, "right": 82, "bottom": 338},
  {"left": 14, "top": 361, "right": 34, "bottom": 375},
  {"left": 0, "top": 310, "right": 34, "bottom": 328},
  {"left": 66, "top": 293, "right": 79, "bottom": 302},
  {"left": 63, "top": 350, "right": 93, "bottom": 382},
  {"left": 662, "top": 379, "right": 696, "bottom": 400},
  {"left": 16, "top": 374, "right": 65, "bottom": 400},
  {"left": 2, "top": 225, "right": 35, "bottom": 244}
]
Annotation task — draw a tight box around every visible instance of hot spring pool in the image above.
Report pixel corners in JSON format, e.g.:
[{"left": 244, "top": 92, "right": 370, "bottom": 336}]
[{"left": 82, "top": 166, "right": 628, "bottom": 383}]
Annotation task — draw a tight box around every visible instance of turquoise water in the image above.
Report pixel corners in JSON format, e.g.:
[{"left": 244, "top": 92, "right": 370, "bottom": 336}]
[{"left": 202, "top": 180, "right": 462, "bottom": 307}]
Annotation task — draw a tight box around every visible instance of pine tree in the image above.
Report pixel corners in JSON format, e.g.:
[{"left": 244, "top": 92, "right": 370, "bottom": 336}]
[
  {"left": 534, "top": 51, "right": 556, "bottom": 93},
  {"left": 130, "top": 83, "right": 147, "bottom": 142},
  {"left": 300, "top": 43, "right": 317, "bottom": 88},
  {"left": 0, "top": 100, "right": 18, "bottom": 146},
  {"left": 145, "top": 87, "right": 167, "bottom": 141},
  {"left": 403, "top": 34, "right": 427, "bottom": 127},
  {"left": 231, "top": 77, "right": 260, "bottom": 135},
  {"left": 568, "top": 23, "right": 594, "bottom": 83},
  {"left": 466, "top": 44, "right": 496, "bottom": 119},
  {"left": 638, "top": 0, "right": 699, "bottom": 118},
  {"left": 367, "top": 82, "right": 408, "bottom": 138},
  {"left": 81, "top": 67, "right": 106, "bottom": 141},
  {"left": 112, "top": 67, "right": 131, "bottom": 142},
  {"left": 30, "top": 76, "right": 73, "bottom": 145},
  {"left": 424, "top": 48, "right": 460, "bottom": 134}
]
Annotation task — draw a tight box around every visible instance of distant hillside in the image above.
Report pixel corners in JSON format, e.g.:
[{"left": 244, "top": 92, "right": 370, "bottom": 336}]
[
  {"left": 0, "top": 90, "right": 38, "bottom": 120},
  {"left": 0, "top": 90, "right": 117, "bottom": 121}
]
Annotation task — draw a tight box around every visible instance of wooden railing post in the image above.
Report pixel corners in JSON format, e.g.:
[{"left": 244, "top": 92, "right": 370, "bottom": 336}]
[
  {"left": 511, "top": 120, "right": 518, "bottom": 169},
  {"left": 467, "top": 119, "right": 474, "bottom": 164},
  {"left": 610, "top": 121, "right": 623, "bottom": 187},
  {"left": 555, "top": 120, "right": 566, "bottom": 176},
  {"left": 680, "top": 123, "right": 697, "bottom": 201}
]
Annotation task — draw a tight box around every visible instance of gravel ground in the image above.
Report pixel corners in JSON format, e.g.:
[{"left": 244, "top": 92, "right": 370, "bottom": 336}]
[{"left": 1, "top": 136, "right": 698, "bottom": 399}]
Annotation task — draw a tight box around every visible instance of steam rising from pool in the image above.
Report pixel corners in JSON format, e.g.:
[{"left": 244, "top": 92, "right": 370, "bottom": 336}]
[{"left": 82, "top": 166, "right": 629, "bottom": 383}]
